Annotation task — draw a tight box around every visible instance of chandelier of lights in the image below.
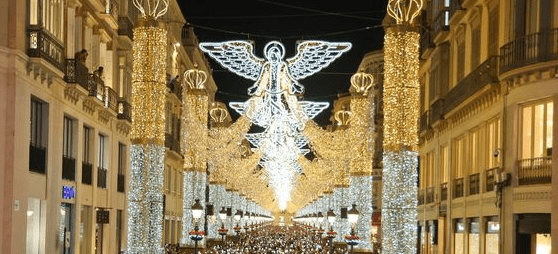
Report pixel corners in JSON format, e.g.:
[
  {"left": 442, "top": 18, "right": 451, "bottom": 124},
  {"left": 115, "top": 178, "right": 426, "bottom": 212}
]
[{"left": 200, "top": 40, "right": 351, "bottom": 211}]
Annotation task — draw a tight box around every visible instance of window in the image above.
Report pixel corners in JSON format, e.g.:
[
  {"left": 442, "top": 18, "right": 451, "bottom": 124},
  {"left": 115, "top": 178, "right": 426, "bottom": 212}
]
[
  {"left": 165, "top": 102, "right": 172, "bottom": 134},
  {"left": 468, "top": 219, "right": 480, "bottom": 254},
  {"left": 117, "top": 143, "right": 126, "bottom": 192},
  {"left": 485, "top": 217, "right": 500, "bottom": 254},
  {"left": 456, "top": 33, "right": 466, "bottom": 81},
  {"left": 29, "top": 0, "right": 65, "bottom": 41},
  {"left": 62, "top": 116, "right": 76, "bottom": 181},
  {"left": 471, "top": 25, "right": 481, "bottom": 69},
  {"left": 454, "top": 219, "right": 465, "bottom": 254},
  {"left": 487, "top": 118, "right": 501, "bottom": 168},
  {"left": 521, "top": 101, "right": 553, "bottom": 159},
  {"left": 97, "top": 134, "right": 108, "bottom": 188},
  {"left": 116, "top": 210, "right": 123, "bottom": 253},
  {"left": 82, "top": 126, "right": 93, "bottom": 185},
  {"left": 488, "top": 8, "right": 499, "bottom": 57},
  {"left": 30, "top": 97, "right": 48, "bottom": 174},
  {"left": 440, "top": 145, "right": 449, "bottom": 183}
]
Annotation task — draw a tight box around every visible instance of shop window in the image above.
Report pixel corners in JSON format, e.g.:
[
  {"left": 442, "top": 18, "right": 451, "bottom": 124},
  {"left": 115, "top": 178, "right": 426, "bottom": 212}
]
[
  {"left": 26, "top": 197, "right": 46, "bottom": 254},
  {"left": 454, "top": 219, "right": 465, "bottom": 254},
  {"left": 485, "top": 217, "right": 500, "bottom": 254},
  {"left": 468, "top": 219, "right": 480, "bottom": 254}
]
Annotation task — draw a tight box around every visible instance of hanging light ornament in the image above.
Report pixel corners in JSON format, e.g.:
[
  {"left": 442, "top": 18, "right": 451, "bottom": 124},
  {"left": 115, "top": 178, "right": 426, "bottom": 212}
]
[
  {"left": 200, "top": 40, "right": 351, "bottom": 212},
  {"left": 382, "top": 1, "right": 422, "bottom": 254}
]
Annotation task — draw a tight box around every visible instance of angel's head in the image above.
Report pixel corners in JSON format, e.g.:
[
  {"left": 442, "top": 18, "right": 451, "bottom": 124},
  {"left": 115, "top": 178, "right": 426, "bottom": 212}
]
[{"left": 264, "top": 41, "right": 285, "bottom": 62}]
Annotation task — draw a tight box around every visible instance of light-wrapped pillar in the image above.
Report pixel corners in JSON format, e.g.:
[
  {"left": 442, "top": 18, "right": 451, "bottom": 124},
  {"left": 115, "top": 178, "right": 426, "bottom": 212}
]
[
  {"left": 126, "top": 15, "right": 167, "bottom": 254},
  {"left": 382, "top": 1, "right": 423, "bottom": 253},
  {"left": 180, "top": 66, "right": 209, "bottom": 246},
  {"left": 346, "top": 72, "right": 375, "bottom": 251}
]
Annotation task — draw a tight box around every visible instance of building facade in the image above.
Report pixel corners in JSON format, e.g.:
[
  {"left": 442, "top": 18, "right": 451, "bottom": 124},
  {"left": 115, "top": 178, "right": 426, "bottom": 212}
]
[
  {"left": 0, "top": 0, "right": 217, "bottom": 253},
  {"left": 417, "top": 0, "right": 557, "bottom": 254}
]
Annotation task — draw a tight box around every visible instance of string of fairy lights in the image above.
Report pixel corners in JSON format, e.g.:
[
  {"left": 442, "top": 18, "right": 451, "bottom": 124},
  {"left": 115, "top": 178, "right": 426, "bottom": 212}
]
[{"left": 125, "top": 0, "right": 423, "bottom": 253}]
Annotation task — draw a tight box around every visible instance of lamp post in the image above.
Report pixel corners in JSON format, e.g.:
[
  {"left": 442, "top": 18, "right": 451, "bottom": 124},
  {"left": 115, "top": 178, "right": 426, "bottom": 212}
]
[
  {"left": 234, "top": 210, "right": 242, "bottom": 241},
  {"left": 327, "top": 209, "right": 337, "bottom": 254},
  {"left": 317, "top": 212, "right": 325, "bottom": 241},
  {"left": 244, "top": 211, "right": 251, "bottom": 233},
  {"left": 218, "top": 207, "right": 228, "bottom": 243},
  {"left": 346, "top": 204, "right": 360, "bottom": 254},
  {"left": 190, "top": 199, "right": 204, "bottom": 254}
]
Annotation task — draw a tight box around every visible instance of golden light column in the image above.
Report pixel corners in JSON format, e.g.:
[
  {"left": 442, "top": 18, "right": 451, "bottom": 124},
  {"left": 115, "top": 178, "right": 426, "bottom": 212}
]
[
  {"left": 180, "top": 66, "right": 209, "bottom": 246},
  {"left": 382, "top": 1, "right": 423, "bottom": 254},
  {"left": 347, "top": 71, "right": 374, "bottom": 251},
  {"left": 126, "top": 1, "right": 169, "bottom": 253}
]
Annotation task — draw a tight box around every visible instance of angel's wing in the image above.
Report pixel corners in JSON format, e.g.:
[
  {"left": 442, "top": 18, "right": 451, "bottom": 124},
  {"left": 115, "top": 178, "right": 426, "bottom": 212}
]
[
  {"left": 286, "top": 41, "right": 352, "bottom": 80},
  {"left": 199, "top": 41, "right": 265, "bottom": 81}
]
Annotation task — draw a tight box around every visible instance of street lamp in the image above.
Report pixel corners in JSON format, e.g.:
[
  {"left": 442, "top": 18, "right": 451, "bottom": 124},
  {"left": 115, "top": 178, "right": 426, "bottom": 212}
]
[
  {"left": 218, "top": 207, "right": 228, "bottom": 243},
  {"left": 346, "top": 204, "right": 360, "bottom": 254},
  {"left": 317, "top": 212, "right": 325, "bottom": 236},
  {"left": 234, "top": 210, "right": 242, "bottom": 235},
  {"left": 190, "top": 199, "right": 204, "bottom": 254},
  {"left": 244, "top": 211, "right": 251, "bottom": 232},
  {"left": 326, "top": 209, "right": 337, "bottom": 254}
]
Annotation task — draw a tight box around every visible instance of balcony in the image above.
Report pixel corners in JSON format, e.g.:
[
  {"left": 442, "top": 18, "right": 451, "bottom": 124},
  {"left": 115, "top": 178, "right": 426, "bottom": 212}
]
[
  {"left": 518, "top": 157, "right": 552, "bottom": 185},
  {"left": 117, "top": 98, "right": 131, "bottom": 122},
  {"left": 444, "top": 56, "right": 499, "bottom": 114},
  {"left": 453, "top": 177, "right": 464, "bottom": 198},
  {"left": 500, "top": 28, "right": 558, "bottom": 75},
  {"left": 97, "top": 167, "right": 108, "bottom": 189},
  {"left": 117, "top": 173, "right": 125, "bottom": 192},
  {"left": 104, "top": 86, "right": 118, "bottom": 112},
  {"left": 88, "top": 74, "right": 105, "bottom": 102},
  {"left": 117, "top": 17, "right": 134, "bottom": 41},
  {"left": 82, "top": 162, "right": 93, "bottom": 185},
  {"left": 448, "top": 0, "right": 464, "bottom": 22},
  {"left": 165, "top": 133, "right": 181, "bottom": 154},
  {"left": 432, "top": 10, "right": 449, "bottom": 40},
  {"left": 440, "top": 182, "right": 448, "bottom": 201},
  {"left": 468, "top": 173, "right": 480, "bottom": 195},
  {"left": 29, "top": 144, "right": 46, "bottom": 174},
  {"left": 64, "top": 59, "right": 89, "bottom": 90},
  {"left": 27, "top": 28, "right": 65, "bottom": 71},
  {"left": 426, "top": 187, "right": 435, "bottom": 204},
  {"left": 485, "top": 168, "right": 496, "bottom": 192},
  {"left": 62, "top": 156, "right": 76, "bottom": 181},
  {"left": 430, "top": 98, "right": 444, "bottom": 124},
  {"left": 418, "top": 189, "right": 425, "bottom": 205}
]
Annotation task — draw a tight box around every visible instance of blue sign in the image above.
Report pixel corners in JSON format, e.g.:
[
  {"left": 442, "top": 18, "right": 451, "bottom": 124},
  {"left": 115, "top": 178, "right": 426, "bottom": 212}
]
[{"left": 62, "top": 186, "right": 76, "bottom": 199}]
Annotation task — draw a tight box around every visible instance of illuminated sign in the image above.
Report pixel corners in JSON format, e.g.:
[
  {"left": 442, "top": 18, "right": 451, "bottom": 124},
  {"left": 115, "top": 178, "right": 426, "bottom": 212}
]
[{"left": 62, "top": 186, "right": 76, "bottom": 199}]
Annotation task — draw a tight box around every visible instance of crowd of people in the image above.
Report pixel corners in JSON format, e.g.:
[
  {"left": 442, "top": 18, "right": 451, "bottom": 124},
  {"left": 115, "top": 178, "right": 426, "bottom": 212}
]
[{"left": 199, "top": 225, "right": 348, "bottom": 254}]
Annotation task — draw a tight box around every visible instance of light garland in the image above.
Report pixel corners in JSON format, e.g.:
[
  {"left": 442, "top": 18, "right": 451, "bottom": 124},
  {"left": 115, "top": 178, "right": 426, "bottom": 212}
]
[
  {"left": 381, "top": 15, "right": 421, "bottom": 254},
  {"left": 126, "top": 20, "right": 167, "bottom": 254},
  {"left": 132, "top": 0, "right": 169, "bottom": 20}
]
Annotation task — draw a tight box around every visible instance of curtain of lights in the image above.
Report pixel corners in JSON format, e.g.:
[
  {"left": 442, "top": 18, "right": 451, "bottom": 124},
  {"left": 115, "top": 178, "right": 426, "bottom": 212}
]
[
  {"left": 180, "top": 67, "right": 209, "bottom": 246},
  {"left": 382, "top": 1, "right": 422, "bottom": 253},
  {"left": 126, "top": 14, "right": 167, "bottom": 254}
]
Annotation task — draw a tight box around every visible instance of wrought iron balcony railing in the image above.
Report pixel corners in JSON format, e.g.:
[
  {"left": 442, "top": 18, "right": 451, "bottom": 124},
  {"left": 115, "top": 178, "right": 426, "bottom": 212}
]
[
  {"left": 500, "top": 28, "right": 558, "bottom": 74},
  {"left": 29, "top": 144, "right": 47, "bottom": 174},
  {"left": 485, "top": 167, "right": 496, "bottom": 192},
  {"left": 64, "top": 59, "right": 90, "bottom": 90},
  {"left": 432, "top": 10, "right": 449, "bottom": 39},
  {"left": 518, "top": 156, "right": 552, "bottom": 185},
  {"left": 97, "top": 167, "right": 108, "bottom": 189},
  {"left": 82, "top": 162, "right": 93, "bottom": 185},
  {"left": 117, "top": 98, "right": 131, "bottom": 122},
  {"left": 88, "top": 74, "right": 105, "bottom": 102},
  {"left": 62, "top": 156, "right": 76, "bottom": 181},
  {"left": 468, "top": 173, "right": 480, "bottom": 195},
  {"left": 426, "top": 187, "right": 435, "bottom": 204},
  {"left": 27, "top": 28, "right": 65, "bottom": 71},
  {"left": 104, "top": 86, "right": 118, "bottom": 112},
  {"left": 418, "top": 189, "right": 425, "bottom": 205},
  {"left": 165, "top": 133, "right": 181, "bottom": 154},
  {"left": 453, "top": 177, "right": 464, "bottom": 198}
]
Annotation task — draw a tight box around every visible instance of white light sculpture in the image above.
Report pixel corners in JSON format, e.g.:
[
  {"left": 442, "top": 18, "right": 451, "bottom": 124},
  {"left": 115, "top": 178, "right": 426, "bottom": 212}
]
[{"left": 200, "top": 40, "right": 351, "bottom": 211}]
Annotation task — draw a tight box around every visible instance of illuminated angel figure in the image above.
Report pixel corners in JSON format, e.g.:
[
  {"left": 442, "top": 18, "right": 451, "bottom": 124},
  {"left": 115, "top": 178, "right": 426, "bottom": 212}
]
[{"left": 199, "top": 40, "right": 352, "bottom": 128}]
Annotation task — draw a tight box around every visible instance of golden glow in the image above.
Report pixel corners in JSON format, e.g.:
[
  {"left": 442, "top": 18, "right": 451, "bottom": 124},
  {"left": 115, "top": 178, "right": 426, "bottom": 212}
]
[
  {"left": 383, "top": 27, "right": 420, "bottom": 151},
  {"left": 130, "top": 25, "right": 167, "bottom": 145},
  {"left": 387, "top": 0, "right": 423, "bottom": 25}
]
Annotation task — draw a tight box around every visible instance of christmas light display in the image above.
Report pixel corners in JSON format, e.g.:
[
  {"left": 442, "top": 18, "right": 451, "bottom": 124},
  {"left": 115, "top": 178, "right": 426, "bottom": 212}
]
[
  {"left": 126, "top": 3, "right": 168, "bottom": 252},
  {"left": 382, "top": 1, "right": 422, "bottom": 253},
  {"left": 199, "top": 40, "right": 351, "bottom": 211}
]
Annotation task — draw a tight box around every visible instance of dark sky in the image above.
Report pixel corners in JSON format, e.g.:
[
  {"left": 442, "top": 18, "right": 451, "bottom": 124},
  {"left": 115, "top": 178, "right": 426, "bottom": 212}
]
[{"left": 178, "top": 0, "right": 388, "bottom": 126}]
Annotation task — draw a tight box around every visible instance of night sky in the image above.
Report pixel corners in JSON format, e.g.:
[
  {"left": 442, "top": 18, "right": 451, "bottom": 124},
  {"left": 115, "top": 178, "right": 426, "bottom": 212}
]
[{"left": 177, "top": 0, "right": 389, "bottom": 126}]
